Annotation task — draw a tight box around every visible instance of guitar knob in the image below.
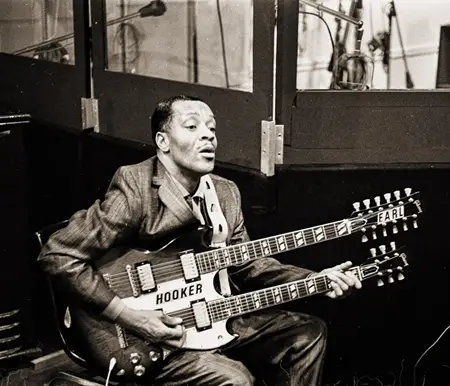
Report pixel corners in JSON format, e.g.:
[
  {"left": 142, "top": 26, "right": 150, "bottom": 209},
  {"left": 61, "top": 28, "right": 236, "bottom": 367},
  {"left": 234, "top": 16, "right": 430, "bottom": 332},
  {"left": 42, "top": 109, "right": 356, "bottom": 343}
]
[
  {"left": 134, "top": 365, "right": 146, "bottom": 377},
  {"left": 149, "top": 350, "right": 162, "bottom": 362},
  {"left": 130, "top": 353, "right": 141, "bottom": 364}
]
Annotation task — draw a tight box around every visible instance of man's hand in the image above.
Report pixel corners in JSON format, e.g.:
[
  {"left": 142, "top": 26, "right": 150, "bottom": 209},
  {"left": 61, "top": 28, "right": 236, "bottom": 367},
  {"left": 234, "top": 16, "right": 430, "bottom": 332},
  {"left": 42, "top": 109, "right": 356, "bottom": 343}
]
[
  {"left": 313, "top": 261, "right": 362, "bottom": 299},
  {"left": 116, "top": 307, "right": 186, "bottom": 350}
]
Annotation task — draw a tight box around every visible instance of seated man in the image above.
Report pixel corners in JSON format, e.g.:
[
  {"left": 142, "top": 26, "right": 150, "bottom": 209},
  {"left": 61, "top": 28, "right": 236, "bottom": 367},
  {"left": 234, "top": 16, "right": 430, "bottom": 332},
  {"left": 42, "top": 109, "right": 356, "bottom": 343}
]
[{"left": 38, "top": 95, "right": 361, "bottom": 386}]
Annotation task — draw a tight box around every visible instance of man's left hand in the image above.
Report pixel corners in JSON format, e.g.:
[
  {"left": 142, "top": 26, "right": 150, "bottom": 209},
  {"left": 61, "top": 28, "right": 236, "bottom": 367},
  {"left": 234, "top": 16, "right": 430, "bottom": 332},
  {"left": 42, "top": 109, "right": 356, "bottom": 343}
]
[{"left": 313, "top": 261, "right": 362, "bottom": 299}]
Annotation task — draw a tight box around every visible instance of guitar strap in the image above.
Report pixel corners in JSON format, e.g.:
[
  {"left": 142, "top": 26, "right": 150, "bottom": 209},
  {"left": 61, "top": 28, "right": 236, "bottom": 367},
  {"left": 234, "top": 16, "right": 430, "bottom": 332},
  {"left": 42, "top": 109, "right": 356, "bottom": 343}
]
[{"left": 192, "top": 175, "right": 231, "bottom": 296}]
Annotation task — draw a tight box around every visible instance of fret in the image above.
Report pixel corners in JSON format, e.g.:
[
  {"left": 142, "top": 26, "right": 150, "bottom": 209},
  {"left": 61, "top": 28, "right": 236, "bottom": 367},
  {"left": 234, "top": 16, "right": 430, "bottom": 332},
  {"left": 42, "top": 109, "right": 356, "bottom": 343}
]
[
  {"left": 275, "top": 235, "right": 287, "bottom": 252},
  {"left": 324, "top": 222, "right": 338, "bottom": 239},
  {"left": 293, "top": 230, "right": 305, "bottom": 248},
  {"left": 335, "top": 220, "right": 350, "bottom": 237},
  {"left": 296, "top": 280, "right": 308, "bottom": 298},
  {"left": 312, "top": 226, "right": 325, "bottom": 242},
  {"left": 261, "top": 289, "right": 270, "bottom": 308},
  {"left": 268, "top": 237, "right": 279, "bottom": 254},
  {"left": 239, "top": 244, "right": 251, "bottom": 262},
  {"left": 250, "top": 241, "right": 258, "bottom": 260},
  {"left": 302, "top": 228, "right": 315, "bottom": 245},
  {"left": 259, "top": 239, "right": 271, "bottom": 256},
  {"left": 285, "top": 233, "right": 296, "bottom": 250}
]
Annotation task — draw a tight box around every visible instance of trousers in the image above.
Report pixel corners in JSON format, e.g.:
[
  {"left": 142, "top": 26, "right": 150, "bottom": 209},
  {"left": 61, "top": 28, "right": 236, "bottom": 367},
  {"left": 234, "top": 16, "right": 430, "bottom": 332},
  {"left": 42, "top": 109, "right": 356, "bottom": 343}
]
[{"left": 153, "top": 309, "right": 327, "bottom": 386}]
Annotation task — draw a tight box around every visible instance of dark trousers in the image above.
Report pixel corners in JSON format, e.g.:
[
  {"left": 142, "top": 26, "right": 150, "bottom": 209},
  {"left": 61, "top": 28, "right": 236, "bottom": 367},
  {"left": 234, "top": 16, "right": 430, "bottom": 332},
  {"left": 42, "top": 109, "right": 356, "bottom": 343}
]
[{"left": 154, "top": 309, "right": 327, "bottom": 386}]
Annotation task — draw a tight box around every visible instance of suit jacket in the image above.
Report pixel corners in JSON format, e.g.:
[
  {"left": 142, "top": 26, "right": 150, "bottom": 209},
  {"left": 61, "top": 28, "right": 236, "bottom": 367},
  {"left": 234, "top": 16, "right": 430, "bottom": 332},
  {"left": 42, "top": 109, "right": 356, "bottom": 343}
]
[{"left": 37, "top": 156, "right": 313, "bottom": 316}]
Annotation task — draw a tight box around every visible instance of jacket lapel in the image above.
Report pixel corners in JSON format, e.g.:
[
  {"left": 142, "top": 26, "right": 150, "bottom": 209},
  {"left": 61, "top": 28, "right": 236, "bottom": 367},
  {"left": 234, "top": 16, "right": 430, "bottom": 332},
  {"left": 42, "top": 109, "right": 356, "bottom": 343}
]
[{"left": 153, "top": 159, "right": 197, "bottom": 226}]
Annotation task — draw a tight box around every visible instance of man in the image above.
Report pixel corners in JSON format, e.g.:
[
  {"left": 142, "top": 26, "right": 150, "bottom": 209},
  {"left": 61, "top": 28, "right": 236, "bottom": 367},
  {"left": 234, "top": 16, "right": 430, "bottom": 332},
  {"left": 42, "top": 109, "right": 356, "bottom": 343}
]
[{"left": 38, "top": 95, "right": 362, "bottom": 386}]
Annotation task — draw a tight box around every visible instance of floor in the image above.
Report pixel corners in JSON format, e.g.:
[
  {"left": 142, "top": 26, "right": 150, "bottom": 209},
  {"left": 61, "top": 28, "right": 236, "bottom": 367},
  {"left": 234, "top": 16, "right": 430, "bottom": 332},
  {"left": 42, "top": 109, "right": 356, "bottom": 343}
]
[{"left": 0, "top": 350, "right": 98, "bottom": 386}]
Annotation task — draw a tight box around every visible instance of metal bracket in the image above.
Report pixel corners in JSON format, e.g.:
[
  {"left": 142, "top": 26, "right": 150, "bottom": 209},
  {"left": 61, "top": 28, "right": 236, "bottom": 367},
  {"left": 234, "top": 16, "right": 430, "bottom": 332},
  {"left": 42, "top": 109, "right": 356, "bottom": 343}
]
[
  {"left": 261, "top": 121, "right": 284, "bottom": 176},
  {"left": 81, "top": 97, "right": 99, "bottom": 132},
  {"left": 275, "top": 124, "right": 284, "bottom": 164},
  {"left": 260, "top": 120, "right": 276, "bottom": 176}
]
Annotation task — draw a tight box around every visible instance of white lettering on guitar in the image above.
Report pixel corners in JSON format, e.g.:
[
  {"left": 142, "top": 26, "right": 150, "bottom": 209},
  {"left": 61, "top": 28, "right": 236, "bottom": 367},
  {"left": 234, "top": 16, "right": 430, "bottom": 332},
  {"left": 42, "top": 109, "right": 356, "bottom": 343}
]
[
  {"left": 156, "top": 283, "right": 203, "bottom": 305},
  {"left": 377, "top": 206, "right": 405, "bottom": 224}
]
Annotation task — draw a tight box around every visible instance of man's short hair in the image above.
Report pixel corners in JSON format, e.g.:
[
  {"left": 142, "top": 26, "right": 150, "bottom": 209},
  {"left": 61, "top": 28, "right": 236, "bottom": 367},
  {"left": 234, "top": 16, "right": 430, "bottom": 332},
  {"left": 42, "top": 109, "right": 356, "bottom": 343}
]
[{"left": 151, "top": 95, "right": 205, "bottom": 144}]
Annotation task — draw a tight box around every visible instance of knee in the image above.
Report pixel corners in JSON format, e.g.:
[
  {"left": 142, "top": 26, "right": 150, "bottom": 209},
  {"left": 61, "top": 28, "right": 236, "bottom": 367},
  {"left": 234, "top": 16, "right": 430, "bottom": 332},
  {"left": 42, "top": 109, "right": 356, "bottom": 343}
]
[
  {"left": 216, "top": 362, "right": 255, "bottom": 386},
  {"left": 309, "top": 315, "right": 327, "bottom": 345}
]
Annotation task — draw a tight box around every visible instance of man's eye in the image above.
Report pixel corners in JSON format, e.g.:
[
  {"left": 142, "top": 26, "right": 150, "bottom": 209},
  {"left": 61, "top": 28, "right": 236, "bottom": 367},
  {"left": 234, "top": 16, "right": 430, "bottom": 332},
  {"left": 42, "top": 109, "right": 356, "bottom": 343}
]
[
  {"left": 209, "top": 127, "right": 216, "bottom": 132},
  {"left": 187, "top": 125, "right": 197, "bottom": 130}
]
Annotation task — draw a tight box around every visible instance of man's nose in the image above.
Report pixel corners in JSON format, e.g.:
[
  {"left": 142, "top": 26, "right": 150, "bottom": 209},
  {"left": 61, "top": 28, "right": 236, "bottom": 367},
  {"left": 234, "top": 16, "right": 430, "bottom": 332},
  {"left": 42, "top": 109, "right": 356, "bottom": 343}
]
[{"left": 199, "top": 124, "right": 215, "bottom": 139}]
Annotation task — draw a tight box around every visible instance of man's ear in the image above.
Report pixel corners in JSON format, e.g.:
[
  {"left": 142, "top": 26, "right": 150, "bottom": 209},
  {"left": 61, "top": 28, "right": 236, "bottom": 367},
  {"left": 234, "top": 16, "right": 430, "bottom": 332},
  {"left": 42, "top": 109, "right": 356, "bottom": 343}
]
[{"left": 155, "top": 131, "right": 170, "bottom": 152}]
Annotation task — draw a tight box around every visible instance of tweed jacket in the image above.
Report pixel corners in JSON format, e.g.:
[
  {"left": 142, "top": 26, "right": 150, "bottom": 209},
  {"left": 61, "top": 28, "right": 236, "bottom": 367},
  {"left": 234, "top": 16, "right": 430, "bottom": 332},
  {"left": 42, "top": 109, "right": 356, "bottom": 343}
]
[{"left": 37, "top": 156, "right": 313, "bottom": 316}]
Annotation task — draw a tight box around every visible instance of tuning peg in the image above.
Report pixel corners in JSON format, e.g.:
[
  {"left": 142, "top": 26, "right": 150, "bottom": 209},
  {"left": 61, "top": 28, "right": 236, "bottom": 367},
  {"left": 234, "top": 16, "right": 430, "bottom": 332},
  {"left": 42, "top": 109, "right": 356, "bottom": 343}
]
[
  {"left": 372, "top": 231, "right": 377, "bottom": 240},
  {"left": 390, "top": 241, "right": 397, "bottom": 250},
  {"left": 403, "top": 221, "right": 408, "bottom": 232},
  {"left": 394, "top": 190, "right": 401, "bottom": 200},
  {"left": 384, "top": 193, "right": 392, "bottom": 203},
  {"left": 353, "top": 202, "right": 361, "bottom": 211},
  {"left": 388, "top": 275, "right": 395, "bottom": 284},
  {"left": 404, "top": 188, "right": 412, "bottom": 196},
  {"left": 413, "top": 220, "right": 418, "bottom": 229},
  {"left": 372, "top": 196, "right": 380, "bottom": 207},
  {"left": 377, "top": 278, "right": 384, "bottom": 287},
  {"left": 382, "top": 225, "right": 388, "bottom": 237},
  {"left": 362, "top": 234, "right": 368, "bottom": 243},
  {"left": 363, "top": 199, "right": 370, "bottom": 209},
  {"left": 379, "top": 245, "right": 386, "bottom": 254},
  {"left": 392, "top": 224, "right": 399, "bottom": 234},
  {"left": 370, "top": 248, "right": 377, "bottom": 257},
  {"left": 397, "top": 272, "right": 405, "bottom": 281}
]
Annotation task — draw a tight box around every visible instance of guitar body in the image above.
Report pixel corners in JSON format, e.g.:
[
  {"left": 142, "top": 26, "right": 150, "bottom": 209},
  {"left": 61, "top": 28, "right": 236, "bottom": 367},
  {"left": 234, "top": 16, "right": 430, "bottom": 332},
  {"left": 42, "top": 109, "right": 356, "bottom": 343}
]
[{"left": 69, "top": 226, "right": 236, "bottom": 381}]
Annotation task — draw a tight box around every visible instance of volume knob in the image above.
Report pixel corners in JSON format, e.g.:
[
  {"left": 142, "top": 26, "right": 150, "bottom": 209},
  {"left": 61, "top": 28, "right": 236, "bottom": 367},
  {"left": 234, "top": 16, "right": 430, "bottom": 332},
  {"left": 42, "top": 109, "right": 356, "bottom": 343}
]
[
  {"left": 134, "top": 365, "right": 146, "bottom": 377},
  {"left": 149, "top": 350, "right": 162, "bottom": 362},
  {"left": 130, "top": 352, "right": 141, "bottom": 364}
]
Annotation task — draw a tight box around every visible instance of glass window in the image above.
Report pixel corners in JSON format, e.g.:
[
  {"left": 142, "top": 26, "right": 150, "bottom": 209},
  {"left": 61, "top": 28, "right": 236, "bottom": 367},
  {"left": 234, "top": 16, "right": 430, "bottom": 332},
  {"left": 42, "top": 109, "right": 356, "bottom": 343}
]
[
  {"left": 297, "top": 0, "right": 450, "bottom": 90},
  {"left": 0, "top": 0, "right": 75, "bottom": 65},
  {"left": 105, "top": 0, "right": 253, "bottom": 92}
]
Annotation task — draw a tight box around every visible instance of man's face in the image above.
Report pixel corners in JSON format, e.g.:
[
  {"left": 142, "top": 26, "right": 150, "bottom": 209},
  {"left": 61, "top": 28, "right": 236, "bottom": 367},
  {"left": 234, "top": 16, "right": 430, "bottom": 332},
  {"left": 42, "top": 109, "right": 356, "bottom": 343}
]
[{"left": 162, "top": 100, "right": 217, "bottom": 176}]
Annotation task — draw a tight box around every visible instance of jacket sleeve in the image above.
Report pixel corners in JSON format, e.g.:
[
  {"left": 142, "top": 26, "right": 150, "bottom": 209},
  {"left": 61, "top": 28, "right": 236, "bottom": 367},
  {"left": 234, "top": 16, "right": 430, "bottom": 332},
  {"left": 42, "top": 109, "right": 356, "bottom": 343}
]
[
  {"left": 37, "top": 166, "right": 142, "bottom": 316},
  {"left": 227, "top": 182, "right": 315, "bottom": 293}
]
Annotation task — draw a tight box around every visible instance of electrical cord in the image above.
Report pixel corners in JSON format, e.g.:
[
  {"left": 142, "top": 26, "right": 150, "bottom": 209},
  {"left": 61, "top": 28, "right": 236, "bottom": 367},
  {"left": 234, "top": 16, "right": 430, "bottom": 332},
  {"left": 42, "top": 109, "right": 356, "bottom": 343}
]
[
  {"left": 413, "top": 324, "right": 450, "bottom": 386},
  {"left": 299, "top": 11, "right": 335, "bottom": 56},
  {"left": 105, "top": 357, "right": 117, "bottom": 386}
]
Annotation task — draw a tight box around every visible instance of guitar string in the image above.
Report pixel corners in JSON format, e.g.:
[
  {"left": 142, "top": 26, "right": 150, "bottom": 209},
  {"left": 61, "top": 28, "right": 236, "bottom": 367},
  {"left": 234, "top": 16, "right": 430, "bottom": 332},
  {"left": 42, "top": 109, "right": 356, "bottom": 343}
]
[{"left": 103, "top": 225, "right": 341, "bottom": 281}]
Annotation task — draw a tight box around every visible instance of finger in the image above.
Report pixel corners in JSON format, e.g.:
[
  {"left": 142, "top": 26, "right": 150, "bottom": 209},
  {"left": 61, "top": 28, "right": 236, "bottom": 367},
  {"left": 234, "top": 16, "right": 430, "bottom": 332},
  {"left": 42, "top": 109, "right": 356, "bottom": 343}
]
[
  {"left": 333, "top": 271, "right": 356, "bottom": 287},
  {"left": 329, "top": 281, "right": 343, "bottom": 297},
  {"left": 327, "top": 273, "right": 348, "bottom": 292},
  {"left": 345, "top": 271, "right": 362, "bottom": 289},
  {"left": 337, "top": 261, "right": 353, "bottom": 271},
  {"left": 161, "top": 314, "right": 183, "bottom": 326}
]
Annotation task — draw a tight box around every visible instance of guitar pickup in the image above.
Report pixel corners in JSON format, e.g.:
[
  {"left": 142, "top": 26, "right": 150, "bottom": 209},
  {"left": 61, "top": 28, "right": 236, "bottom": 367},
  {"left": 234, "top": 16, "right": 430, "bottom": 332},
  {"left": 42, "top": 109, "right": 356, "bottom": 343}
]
[
  {"left": 135, "top": 262, "right": 156, "bottom": 293},
  {"left": 191, "top": 299, "right": 211, "bottom": 331},
  {"left": 179, "top": 250, "right": 200, "bottom": 283}
]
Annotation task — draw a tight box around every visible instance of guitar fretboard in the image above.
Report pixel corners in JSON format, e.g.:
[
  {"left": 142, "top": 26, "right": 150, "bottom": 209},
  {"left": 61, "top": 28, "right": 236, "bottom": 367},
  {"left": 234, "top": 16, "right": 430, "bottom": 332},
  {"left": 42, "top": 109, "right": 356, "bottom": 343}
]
[
  {"left": 195, "top": 220, "right": 351, "bottom": 274},
  {"left": 208, "top": 266, "right": 362, "bottom": 322}
]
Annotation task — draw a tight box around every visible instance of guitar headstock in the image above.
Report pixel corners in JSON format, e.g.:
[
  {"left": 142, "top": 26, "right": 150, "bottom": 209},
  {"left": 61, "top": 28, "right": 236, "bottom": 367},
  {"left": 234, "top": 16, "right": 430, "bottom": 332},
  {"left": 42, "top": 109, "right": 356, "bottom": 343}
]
[
  {"left": 349, "top": 188, "right": 422, "bottom": 243},
  {"left": 358, "top": 241, "right": 409, "bottom": 287}
]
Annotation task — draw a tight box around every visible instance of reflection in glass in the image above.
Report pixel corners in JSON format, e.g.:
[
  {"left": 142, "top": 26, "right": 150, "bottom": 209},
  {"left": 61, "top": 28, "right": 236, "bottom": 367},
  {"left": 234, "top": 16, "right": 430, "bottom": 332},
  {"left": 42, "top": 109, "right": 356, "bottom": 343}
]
[
  {"left": 0, "top": 0, "right": 74, "bottom": 65},
  {"left": 297, "top": 0, "right": 450, "bottom": 90},
  {"left": 106, "top": 0, "right": 253, "bottom": 92}
]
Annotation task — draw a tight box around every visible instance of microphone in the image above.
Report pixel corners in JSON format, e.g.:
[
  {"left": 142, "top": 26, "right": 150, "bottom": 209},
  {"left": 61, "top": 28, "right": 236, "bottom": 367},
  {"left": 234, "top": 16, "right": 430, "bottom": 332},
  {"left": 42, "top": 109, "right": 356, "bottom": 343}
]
[{"left": 332, "top": 27, "right": 374, "bottom": 90}]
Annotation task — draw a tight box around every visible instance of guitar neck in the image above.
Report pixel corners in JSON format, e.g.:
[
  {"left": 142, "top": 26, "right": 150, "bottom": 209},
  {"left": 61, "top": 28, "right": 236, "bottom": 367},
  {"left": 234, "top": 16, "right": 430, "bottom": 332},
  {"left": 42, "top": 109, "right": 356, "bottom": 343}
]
[
  {"left": 208, "top": 265, "right": 373, "bottom": 322},
  {"left": 196, "top": 219, "right": 352, "bottom": 274}
]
